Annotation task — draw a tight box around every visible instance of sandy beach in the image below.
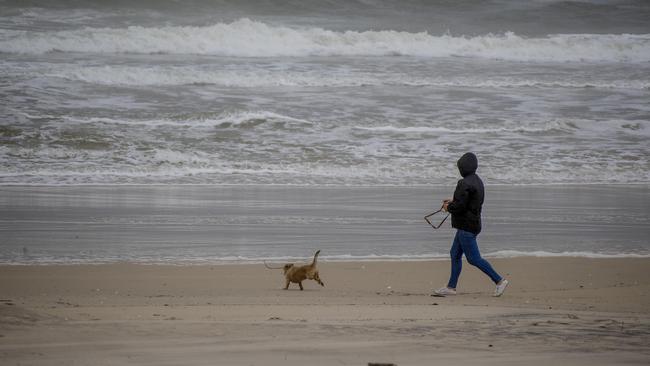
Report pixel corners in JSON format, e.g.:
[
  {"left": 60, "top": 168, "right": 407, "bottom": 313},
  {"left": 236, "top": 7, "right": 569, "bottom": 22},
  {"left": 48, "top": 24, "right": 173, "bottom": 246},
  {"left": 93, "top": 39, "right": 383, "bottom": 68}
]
[
  {"left": 2, "top": 0, "right": 650, "bottom": 364},
  {"left": 1, "top": 258, "right": 648, "bottom": 365}
]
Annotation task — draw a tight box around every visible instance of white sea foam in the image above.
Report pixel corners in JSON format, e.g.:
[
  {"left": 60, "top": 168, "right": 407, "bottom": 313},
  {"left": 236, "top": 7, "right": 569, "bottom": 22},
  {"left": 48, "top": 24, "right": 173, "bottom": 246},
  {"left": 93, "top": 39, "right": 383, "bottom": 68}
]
[
  {"left": 355, "top": 119, "right": 650, "bottom": 137},
  {"left": 3, "top": 251, "right": 648, "bottom": 265},
  {"left": 208, "top": 111, "right": 313, "bottom": 126},
  {"left": 49, "top": 65, "right": 650, "bottom": 89},
  {"left": 3, "top": 159, "right": 648, "bottom": 186},
  {"left": 61, "top": 110, "right": 313, "bottom": 128},
  {"left": 2, "top": 19, "right": 649, "bottom": 62},
  {"left": 3, "top": 108, "right": 649, "bottom": 186},
  {"left": 354, "top": 125, "right": 558, "bottom": 134}
]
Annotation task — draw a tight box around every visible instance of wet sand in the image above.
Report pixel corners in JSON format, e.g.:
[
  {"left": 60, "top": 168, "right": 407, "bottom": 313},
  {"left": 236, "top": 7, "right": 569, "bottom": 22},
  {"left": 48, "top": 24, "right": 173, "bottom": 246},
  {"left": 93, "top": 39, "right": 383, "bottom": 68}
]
[
  {"left": 1, "top": 185, "right": 649, "bottom": 263},
  {"left": 1, "top": 258, "right": 649, "bottom": 365}
]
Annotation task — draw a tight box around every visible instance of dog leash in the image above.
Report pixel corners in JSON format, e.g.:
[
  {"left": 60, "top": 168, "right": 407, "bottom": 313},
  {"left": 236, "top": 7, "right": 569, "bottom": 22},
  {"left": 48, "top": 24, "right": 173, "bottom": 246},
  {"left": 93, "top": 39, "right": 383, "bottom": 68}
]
[
  {"left": 263, "top": 261, "right": 284, "bottom": 270},
  {"left": 424, "top": 203, "right": 450, "bottom": 230}
]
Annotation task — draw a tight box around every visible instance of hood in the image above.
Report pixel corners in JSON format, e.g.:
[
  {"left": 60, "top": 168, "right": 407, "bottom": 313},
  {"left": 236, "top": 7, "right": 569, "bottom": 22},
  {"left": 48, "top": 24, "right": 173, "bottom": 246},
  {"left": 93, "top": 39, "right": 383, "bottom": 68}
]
[{"left": 457, "top": 152, "right": 478, "bottom": 177}]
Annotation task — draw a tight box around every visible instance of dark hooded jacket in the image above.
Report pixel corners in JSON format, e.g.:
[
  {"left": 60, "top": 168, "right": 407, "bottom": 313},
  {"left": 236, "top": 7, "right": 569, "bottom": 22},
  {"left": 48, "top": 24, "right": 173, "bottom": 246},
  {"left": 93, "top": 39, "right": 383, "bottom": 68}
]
[{"left": 446, "top": 152, "right": 484, "bottom": 235}]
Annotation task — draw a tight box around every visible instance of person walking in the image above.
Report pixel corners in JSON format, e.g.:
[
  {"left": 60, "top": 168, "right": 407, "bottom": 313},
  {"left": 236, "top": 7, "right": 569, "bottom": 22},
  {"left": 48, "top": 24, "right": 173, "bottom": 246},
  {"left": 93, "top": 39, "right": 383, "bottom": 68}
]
[{"left": 434, "top": 152, "right": 509, "bottom": 297}]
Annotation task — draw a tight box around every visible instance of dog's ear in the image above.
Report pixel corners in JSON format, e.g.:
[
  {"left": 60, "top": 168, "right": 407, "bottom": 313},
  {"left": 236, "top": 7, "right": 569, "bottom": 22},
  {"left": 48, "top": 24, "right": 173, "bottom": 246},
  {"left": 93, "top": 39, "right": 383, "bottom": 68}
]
[{"left": 283, "top": 264, "right": 293, "bottom": 273}]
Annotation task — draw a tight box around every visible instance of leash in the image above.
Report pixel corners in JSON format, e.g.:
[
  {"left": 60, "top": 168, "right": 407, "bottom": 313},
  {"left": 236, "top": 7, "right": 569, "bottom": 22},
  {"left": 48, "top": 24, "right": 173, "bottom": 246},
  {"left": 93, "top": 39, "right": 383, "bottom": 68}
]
[
  {"left": 263, "top": 261, "right": 284, "bottom": 270},
  {"left": 424, "top": 203, "right": 450, "bottom": 230}
]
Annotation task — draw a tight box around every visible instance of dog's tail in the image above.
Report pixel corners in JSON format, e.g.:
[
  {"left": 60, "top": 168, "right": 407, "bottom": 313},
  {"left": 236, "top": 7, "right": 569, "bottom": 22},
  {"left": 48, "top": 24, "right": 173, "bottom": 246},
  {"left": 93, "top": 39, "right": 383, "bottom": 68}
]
[{"left": 311, "top": 250, "right": 321, "bottom": 267}]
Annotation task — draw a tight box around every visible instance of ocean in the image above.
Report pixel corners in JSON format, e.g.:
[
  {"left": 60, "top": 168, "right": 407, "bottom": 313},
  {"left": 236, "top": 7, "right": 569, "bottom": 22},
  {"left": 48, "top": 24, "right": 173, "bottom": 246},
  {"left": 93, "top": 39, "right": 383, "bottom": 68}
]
[{"left": 1, "top": 0, "right": 649, "bottom": 264}]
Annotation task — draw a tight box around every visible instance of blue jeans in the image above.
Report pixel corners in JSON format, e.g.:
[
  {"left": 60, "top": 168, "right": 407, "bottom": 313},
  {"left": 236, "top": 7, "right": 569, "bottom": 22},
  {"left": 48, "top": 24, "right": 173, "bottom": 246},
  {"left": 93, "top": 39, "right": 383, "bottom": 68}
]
[{"left": 447, "top": 229, "right": 502, "bottom": 289}]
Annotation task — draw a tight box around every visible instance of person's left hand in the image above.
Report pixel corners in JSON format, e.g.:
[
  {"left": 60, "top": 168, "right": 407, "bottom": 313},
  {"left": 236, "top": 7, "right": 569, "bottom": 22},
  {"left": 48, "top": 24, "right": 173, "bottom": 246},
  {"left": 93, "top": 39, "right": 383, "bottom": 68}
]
[{"left": 442, "top": 199, "right": 451, "bottom": 212}]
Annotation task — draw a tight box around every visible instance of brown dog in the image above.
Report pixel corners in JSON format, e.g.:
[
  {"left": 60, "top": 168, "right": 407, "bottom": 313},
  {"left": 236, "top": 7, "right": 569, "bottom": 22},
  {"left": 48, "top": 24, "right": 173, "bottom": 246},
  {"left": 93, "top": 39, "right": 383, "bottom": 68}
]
[{"left": 282, "top": 250, "right": 324, "bottom": 290}]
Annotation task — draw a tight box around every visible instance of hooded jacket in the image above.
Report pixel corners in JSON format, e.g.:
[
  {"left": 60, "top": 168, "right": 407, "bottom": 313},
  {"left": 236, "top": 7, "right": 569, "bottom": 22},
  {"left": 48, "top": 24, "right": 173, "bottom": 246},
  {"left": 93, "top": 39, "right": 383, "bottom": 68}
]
[{"left": 446, "top": 152, "right": 484, "bottom": 235}]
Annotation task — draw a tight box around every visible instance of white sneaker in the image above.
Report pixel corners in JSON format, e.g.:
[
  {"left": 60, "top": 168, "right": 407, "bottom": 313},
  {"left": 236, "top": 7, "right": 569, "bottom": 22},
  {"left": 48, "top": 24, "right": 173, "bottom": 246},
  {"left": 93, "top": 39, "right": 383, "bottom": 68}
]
[
  {"left": 494, "top": 279, "right": 509, "bottom": 297},
  {"left": 433, "top": 287, "right": 457, "bottom": 297}
]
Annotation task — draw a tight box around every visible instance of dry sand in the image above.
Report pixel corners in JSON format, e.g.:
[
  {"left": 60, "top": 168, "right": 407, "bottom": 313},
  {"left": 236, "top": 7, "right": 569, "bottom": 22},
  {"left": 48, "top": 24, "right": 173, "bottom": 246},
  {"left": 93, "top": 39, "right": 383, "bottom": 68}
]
[{"left": 1, "top": 258, "right": 649, "bottom": 365}]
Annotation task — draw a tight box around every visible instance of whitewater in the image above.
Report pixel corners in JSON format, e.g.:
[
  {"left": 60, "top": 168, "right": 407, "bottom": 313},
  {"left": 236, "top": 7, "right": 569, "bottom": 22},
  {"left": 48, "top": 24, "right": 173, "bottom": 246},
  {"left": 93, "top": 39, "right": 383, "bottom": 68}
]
[
  {"left": 2, "top": 19, "right": 650, "bottom": 62},
  {"left": 1, "top": 8, "right": 649, "bottom": 187}
]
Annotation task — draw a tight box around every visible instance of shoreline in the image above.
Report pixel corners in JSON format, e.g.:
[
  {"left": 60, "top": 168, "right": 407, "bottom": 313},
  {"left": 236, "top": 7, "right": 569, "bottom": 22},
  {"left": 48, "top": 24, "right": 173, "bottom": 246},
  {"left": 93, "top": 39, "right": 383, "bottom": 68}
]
[
  {"left": 3, "top": 250, "right": 650, "bottom": 266},
  {"left": 1, "top": 183, "right": 650, "bottom": 187}
]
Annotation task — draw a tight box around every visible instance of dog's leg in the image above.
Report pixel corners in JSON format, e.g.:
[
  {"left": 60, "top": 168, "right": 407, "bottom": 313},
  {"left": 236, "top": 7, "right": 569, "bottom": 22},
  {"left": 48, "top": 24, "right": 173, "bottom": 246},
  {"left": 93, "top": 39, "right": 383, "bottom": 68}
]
[
  {"left": 284, "top": 279, "right": 290, "bottom": 290},
  {"left": 315, "top": 273, "right": 324, "bottom": 287},
  {"left": 298, "top": 281, "right": 303, "bottom": 291}
]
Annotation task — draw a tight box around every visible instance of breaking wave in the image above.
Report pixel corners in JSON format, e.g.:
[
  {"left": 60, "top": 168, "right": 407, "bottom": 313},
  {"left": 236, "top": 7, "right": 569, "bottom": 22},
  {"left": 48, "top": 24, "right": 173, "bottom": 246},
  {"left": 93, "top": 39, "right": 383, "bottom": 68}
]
[{"left": 2, "top": 18, "right": 650, "bottom": 62}]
